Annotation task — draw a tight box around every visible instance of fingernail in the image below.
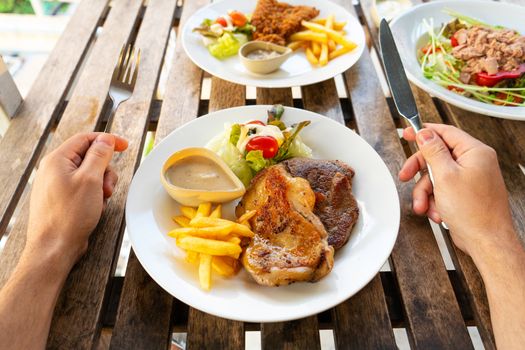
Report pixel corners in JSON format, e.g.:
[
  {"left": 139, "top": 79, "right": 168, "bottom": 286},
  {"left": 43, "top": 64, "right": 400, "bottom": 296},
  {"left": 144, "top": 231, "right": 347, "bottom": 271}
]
[
  {"left": 95, "top": 133, "right": 115, "bottom": 147},
  {"left": 417, "top": 129, "right": 434, "bottom": 145}
]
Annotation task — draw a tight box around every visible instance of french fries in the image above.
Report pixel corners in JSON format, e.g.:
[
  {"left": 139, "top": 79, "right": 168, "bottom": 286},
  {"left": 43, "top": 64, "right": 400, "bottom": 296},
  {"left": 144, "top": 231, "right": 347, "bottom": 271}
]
[
  {"left": 168, "top": 203, "right": 256, "bottom": 290},
  {"left": 288, "top": 15, "right": 358, "bottom": 67}
]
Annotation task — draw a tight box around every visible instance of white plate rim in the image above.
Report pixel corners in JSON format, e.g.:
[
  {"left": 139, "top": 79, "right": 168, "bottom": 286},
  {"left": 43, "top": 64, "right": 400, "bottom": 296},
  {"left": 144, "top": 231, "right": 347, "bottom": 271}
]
[
  {"left": 181, "top": 0, "right": 366, "bottom": 88},
  {"left": 390, "top": 0, "right": 525, "bottom": 120},
  {"left": 125, "top": 105, "right": 400, "bottom": 322}
]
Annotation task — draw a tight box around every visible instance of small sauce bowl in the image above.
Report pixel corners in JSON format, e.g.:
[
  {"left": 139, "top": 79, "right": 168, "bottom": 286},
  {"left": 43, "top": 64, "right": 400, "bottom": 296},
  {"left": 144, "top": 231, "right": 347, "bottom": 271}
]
[
  {"left": 239, "top": 41, "right": 292, "bottom": 74},
  {"left": 160, "top": 147, "right": 246, "bottom": 206}
]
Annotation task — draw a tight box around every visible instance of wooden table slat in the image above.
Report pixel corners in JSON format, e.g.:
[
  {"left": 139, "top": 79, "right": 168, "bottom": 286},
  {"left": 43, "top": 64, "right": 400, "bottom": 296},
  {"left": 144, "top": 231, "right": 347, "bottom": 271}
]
[
  {"left": 0, "top": 0, "right": 144, "bottom": 288},
  {"left": 342, "top": 4, "right": 473, "bottom": 345},
  {"left": 185, "top": 77, "right": 246, "bottom": 350},
  {"left": 410, "top": 84, "right": 497, "bottom": 349},
  {"left": 302, "top": 70, "right": 397, "bottom": 349},
  {"left": 0, "top": 0, "right": 109, "bottom": 238},
  {"left": 109, "top": 0, "right": 207, "bottom": 348},
  {"left": 255, "top": 87, "right": 322, "bottom": 350},
  {"left": 47, "top": 0, "right": 173, "bottom": 347}
]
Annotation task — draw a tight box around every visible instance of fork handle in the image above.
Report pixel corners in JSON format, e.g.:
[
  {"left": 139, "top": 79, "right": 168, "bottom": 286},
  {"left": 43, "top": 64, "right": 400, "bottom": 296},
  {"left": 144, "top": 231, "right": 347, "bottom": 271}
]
[{"left": 104, "top": 98, "right": 125, "bottom": 133}]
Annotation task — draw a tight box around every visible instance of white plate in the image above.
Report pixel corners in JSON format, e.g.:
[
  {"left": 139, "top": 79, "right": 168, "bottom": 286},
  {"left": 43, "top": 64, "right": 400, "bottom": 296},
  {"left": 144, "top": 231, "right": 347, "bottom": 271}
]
[
  {"left": 126, "top": 106, "right": 400, "bottom": 322},
  {"left": 390, "top": 0, "right": 525, "bottom": 120},
  {"left": 181, "top": 0, "right": 365, "bottom": 88}
]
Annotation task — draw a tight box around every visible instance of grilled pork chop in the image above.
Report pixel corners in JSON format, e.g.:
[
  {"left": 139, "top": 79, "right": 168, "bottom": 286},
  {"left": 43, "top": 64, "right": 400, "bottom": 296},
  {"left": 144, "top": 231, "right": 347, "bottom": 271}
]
[
  {"left": 282, "top": 158, "right": 359, "bottom": 250},
  {"left": 236, "top": 164, "right": 334, "bottom": 286}
]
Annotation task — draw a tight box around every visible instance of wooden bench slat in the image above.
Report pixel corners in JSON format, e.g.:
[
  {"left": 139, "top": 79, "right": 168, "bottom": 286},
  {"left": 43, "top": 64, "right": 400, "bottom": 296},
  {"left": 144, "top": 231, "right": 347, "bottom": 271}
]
[
  {"left": 255, "top": 87, "right": 323, "bottom": 350},
  {"left": 341, "top": 6, "right": 473, "bottom": 345},
  {"left": 185, "top": 77, "right": 245, "bottom": 350},
  {"left": 109, "top": 0, "right": 207, "bottom": 348},
  {"left": 302, "top": 77, "right": 396, "bottom": 348},
  {"left": 0, "top": 0, "right": 109, "bottom": 238}
]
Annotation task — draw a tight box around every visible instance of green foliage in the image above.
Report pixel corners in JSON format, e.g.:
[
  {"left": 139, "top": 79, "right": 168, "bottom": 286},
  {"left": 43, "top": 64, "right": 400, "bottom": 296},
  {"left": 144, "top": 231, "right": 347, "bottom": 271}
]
[{"left": 0, "top": 0, "right": 35, "bottom": 14}]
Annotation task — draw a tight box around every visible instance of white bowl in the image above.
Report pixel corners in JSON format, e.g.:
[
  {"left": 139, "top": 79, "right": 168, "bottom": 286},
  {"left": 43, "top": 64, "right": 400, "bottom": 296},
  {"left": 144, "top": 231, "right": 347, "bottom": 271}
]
[{"left": 390, "top": 0, "right": 525, "bottom": 120}]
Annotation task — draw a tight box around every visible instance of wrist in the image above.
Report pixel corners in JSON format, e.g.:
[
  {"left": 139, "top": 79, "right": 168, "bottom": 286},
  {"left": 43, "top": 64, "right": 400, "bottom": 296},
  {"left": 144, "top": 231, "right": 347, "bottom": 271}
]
[
  {"left": 21, "top": 235, "right": 80, "bottom": 279},
  {"left": 469, "top": 226, "right": 525, "bottom": 278}
]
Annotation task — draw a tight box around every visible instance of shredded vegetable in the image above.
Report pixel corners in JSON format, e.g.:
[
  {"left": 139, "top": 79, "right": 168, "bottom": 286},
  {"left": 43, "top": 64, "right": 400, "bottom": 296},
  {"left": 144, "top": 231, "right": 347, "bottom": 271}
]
[{"left": 419, "top": 12, "right": 525, "bottom": 106}]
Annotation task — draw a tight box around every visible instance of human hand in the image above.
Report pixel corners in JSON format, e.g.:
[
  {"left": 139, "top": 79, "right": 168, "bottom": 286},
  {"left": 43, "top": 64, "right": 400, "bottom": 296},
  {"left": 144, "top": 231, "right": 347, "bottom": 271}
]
[
  {"left": 398, "top": 124, "right": 515, "bottom": 257},
  {"left": 25, "top": 133, "right": 128, "bottom": 268}
]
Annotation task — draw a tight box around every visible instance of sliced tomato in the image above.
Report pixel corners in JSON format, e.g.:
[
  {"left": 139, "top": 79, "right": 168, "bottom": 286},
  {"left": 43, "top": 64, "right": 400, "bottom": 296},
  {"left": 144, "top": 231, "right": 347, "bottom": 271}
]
[
  {"left": 245, "top": 120, "right": 265, "bottom": 126},
  {"left": 450, "top": 35, "right": 459, "bottom": 47},
  {"left": 246, "top": 136, "right": 279, "bottom": 158},
  {"left": 229, "top": 11, "right": 247, "bottom": 27},
  {"left": 215, "top": 17, "right": 227, "bottom": 27}
]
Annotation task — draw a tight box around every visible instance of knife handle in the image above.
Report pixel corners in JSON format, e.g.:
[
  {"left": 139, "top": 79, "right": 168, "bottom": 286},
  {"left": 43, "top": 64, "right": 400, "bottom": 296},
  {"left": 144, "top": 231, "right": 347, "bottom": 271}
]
[{"left": 425, "top": 163, "right": 449, "bottom": 230}]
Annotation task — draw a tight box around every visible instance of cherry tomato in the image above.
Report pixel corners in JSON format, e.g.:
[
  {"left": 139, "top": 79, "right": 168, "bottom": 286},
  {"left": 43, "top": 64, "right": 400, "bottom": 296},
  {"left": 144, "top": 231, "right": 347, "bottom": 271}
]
[
  {"left": 215, "top": 17, "right": 227, "bottom": 27},
  {"left": 246, "top": 136, "right": 279, "bottom": 158},
  {"left": 229, "top": 11, "right": 247, "bottom": 27},
  {"left": 245, "top": 120, "right": 265, "bottom": 126},
  {"left": 450, "top": 35, "right": 459, "bottom": 47}
]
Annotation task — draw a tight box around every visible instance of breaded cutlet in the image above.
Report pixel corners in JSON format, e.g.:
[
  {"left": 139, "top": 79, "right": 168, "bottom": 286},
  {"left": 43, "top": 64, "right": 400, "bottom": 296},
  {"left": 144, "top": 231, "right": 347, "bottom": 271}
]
[{"left": 251, "top": 0, "right": 320, "bottom": 46}]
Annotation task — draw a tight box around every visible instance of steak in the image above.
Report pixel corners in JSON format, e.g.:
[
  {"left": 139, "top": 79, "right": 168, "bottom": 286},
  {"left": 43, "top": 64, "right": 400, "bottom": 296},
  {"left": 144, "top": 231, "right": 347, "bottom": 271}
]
[
  {"left": 282, "top": 158, "right": 359, "bottom": 250},
  {"left": 236, "top": 164, "right": 334, "bottom": 286}
]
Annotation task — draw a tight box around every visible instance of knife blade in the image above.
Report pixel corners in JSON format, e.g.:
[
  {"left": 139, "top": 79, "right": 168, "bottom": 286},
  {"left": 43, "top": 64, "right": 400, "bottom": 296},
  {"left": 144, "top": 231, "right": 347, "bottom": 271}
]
[
  {"left": 379, "top": 19, "right": 449, "bottom": 230},
  {"left": 379, "top": 19, "right": 421, "bottom": 130}
]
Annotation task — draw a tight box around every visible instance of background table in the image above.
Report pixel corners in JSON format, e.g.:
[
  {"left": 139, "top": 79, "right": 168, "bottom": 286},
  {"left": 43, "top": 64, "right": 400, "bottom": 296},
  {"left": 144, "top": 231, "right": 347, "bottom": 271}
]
[{"left": 0, "top": 0, "right": 524, "bottom": 349}]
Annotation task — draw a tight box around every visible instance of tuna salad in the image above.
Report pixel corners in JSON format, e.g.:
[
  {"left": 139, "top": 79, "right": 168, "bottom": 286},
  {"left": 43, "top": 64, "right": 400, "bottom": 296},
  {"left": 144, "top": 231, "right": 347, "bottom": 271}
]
[{"left": 418, "top": 10, "right": 525, "bottom": 106}]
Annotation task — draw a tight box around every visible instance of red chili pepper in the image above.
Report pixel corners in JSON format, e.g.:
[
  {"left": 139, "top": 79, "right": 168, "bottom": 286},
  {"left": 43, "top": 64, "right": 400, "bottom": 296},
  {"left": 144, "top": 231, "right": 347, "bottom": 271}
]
[
  {"left": 450, "top": 35, "right": 459, "bottom": 47},
  {"left": 475, "top": 64, "right": 525, "bottom": 87}
]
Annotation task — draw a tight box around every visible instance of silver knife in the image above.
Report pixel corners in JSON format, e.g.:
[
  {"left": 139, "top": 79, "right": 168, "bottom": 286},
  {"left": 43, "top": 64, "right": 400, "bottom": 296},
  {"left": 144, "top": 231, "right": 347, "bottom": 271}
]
[{"left": 379, "top": 19, "right": 449, "bottom": 229}]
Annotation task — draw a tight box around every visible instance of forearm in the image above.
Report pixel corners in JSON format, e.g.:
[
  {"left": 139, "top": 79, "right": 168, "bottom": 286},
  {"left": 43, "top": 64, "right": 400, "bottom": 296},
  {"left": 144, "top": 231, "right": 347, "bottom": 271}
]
[
  {"left": 0, "top": 245, "right": 73, "bottom": 349},
  {"left": 471, "top": 228, "right": 525, "bottom": 350}
]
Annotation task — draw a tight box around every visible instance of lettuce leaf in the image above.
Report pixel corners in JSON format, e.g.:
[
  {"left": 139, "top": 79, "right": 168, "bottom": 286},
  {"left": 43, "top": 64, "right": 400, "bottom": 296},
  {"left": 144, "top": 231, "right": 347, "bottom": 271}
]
[
  {"left": 229, "top": 123, "right": 241, "bottom": 145},
  {"left": 206, "top": 124, "right": 253, "bottom": 187},
  {"left": 246, "top": 150, "right": 268, "bottom": 172}
]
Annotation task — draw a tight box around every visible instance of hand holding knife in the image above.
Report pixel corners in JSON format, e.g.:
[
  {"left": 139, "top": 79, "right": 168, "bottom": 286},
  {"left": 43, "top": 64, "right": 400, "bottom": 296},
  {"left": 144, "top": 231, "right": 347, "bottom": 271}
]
[{"left": 379, "top": 19, "right": 449, "bottom": 230}]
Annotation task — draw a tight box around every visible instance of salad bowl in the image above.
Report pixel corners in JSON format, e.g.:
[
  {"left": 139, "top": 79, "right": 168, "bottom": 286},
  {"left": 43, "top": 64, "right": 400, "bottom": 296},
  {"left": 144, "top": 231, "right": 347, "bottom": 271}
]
[{"left": 390, "top": 0, "right": 525, "bottom": 120}]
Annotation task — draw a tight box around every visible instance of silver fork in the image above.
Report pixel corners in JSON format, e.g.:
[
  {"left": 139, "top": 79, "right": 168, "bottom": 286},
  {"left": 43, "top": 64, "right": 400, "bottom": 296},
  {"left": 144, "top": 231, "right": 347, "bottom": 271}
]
[{"left": 105, "top": 44, "right": 141, "bottom": 132}]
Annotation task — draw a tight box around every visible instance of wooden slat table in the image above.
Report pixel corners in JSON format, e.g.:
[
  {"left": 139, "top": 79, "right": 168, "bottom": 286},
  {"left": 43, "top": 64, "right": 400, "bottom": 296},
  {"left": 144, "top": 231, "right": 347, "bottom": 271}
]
[{"left": 0, "top": 0, "right": 524, "bottom": 349}]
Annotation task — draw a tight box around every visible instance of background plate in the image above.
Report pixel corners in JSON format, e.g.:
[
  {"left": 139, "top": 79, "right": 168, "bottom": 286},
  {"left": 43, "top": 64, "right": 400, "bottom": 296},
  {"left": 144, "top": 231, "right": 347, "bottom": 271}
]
[
  {"left": 182, "top": 0, "right": 365, "bottom": 88},
  {"left": 126, "top": 106, "right": 400, "bottom": 322},
  {"left": 390, "top": 0, "right": 525, "bottom": 120}
]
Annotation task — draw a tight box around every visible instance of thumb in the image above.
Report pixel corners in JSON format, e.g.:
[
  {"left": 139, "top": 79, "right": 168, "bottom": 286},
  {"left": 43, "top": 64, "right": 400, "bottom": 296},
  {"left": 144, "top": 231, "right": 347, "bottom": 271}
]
[
  {"left": 79, "top": 133, "right": 115, "bottom": 178},
  {"left": 416, "top": 128, "right": 455, "bottom": 176}
]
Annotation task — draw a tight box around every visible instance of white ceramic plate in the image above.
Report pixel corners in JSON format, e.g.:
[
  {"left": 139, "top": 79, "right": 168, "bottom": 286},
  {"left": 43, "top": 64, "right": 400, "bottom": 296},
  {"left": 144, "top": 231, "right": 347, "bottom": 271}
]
[
  {"left": 181, "top": 0, "right": 365, "bottom": 88},
  {"left": 390, "top": 0, "right": 525, "bottom": 120},
  {"left": 126, "top": 106, "right": 400, "bottom": 322}
]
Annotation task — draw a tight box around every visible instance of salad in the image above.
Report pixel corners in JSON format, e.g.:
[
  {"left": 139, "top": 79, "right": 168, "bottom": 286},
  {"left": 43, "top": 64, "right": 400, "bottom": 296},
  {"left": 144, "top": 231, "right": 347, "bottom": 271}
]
[
  {"left": 419, "top": 10, "right": 525, "bottom": 106},
  {"left": 193, "top": 10, "right": 255, "bottom": 59},
  {"left": 206, "top": 105, "right": 312, "bottom": 187}
]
